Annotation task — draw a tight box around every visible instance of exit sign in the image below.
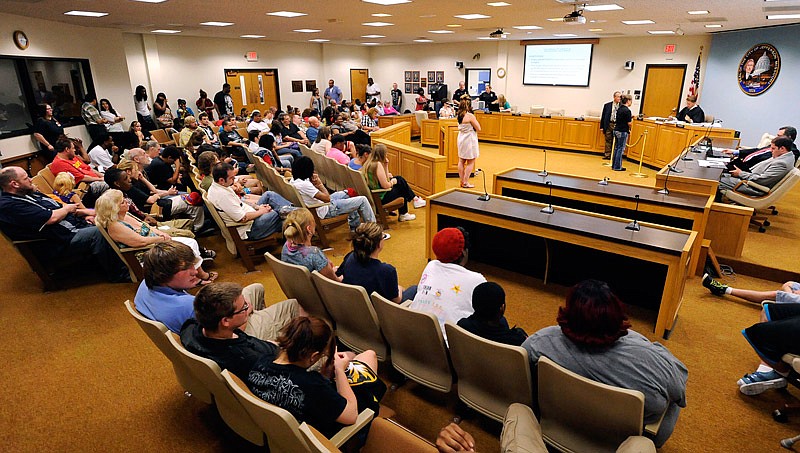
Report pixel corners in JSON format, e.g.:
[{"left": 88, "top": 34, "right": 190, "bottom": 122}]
[
  {"left": 664, "top": 44, "right": 676, "bottom": 54},
  {"left": 245, "top": 51, "right": 258, "bottom": 62}
]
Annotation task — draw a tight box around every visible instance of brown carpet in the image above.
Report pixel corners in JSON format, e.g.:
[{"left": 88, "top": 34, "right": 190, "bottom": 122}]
[{"left": 3, "top": 142, "right": 799, "bottom": 452}]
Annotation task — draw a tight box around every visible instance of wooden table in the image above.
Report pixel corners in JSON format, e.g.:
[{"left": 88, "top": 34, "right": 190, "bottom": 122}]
[{"left": 427, "top": 189, "right": 696, "bottom": 338}]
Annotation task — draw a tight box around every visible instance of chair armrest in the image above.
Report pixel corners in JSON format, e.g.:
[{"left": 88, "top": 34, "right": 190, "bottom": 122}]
[
  {"left": 224, "top": 221, "right": 250, "bottom": 227},
  {"left": 741, "top": 180, "right": 771, "bottom": 193},
  {"left": 617, "top": 436, "right": 657, "bottom": 453},
  {"left": 643, "top": 407, "right": 667, "bottom": 437},
  {"left": 329, "top": 408, "right": 375, "bottom": 447},
  {"left": 12, "top": 237, "right": 49, "bottom": 245},
  {"left": 120, "top": 244, "right": 153, "bottom": 253},
  {"left": 306, "top": 201, "right": 332, "bottom": 210},
  {"left": 371, "top": 188, "right": 391, "bottom": 194}
]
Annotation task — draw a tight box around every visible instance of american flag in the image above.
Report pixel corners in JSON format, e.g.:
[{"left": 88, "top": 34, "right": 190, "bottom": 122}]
[{"left": 689, "top": 48, "right": 702, "bottom": 97}]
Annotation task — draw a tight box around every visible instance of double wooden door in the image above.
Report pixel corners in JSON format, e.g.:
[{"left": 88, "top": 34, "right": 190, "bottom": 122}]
[{"left": 224, "top": 69, "right": 280, "bottom": 116}]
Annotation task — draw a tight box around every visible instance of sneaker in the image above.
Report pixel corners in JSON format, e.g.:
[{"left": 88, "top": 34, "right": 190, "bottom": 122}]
[
  {"left": 737, "top": 370, "right": 788, "bottom": 395},
  {"left": 612, "top": 167, "right": 627, "bottom": 171},
  {"left": 278, "top": 205, "right": 299, "bottom": 219},
  {"left": 383, "top": 233, "right": 391, "bottom": 240},
  {"left": 199, "top": 247, "right": 216, "bottom": 260},
  {"left": 413, "top": 196, "right": 427, "bottom": 209},
  {"left": 398, "top": 213, "right": 416, "bottom": 222},
  {"left": 702, "top": 273, "right": 728, "bottom": 296}
]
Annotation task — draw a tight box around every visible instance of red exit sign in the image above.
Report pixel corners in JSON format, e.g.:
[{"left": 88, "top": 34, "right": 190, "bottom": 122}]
[
  {"left": 245, "top": 51, "right": 258, "bottom": 62},
  {"left": 664, "top": 44, "right": 676, "bottom": 54}
]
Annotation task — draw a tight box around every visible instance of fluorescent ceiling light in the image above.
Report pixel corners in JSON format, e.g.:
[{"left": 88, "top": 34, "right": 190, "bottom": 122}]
[
  {"left": 414, "top": 39, "right": 434, "bottom": 42},
  {"left": 648, "top": 30, "right": 675, "bottom": 35},
  {"left": 64, "top": 10, "right": 108, "bottom": 17},
  {"left": 309, "top": 39, "right": 330, "bottom": 42},
  {"left": 477, "top": 37, "right": 495, "bottom": 40},
  {"left": 547, "top": 18, "right": 564, "bottom": 22},
  {"left": 513, "top": 25, "right": 542, "bottom": 30},
  {"left": 361, "top": 34, "right": 386, "bottom": 38},
  {"left": 132, "top": 0, "right": 168, "bottom": 3},
  {"left": 293, "top": 29, "right": 321, "bottom": 33},
  {"left": 429, "top": 30, "right": 455, "bottom": 34},
  {"left": 705, "top": 24, "right": 723, "bottom": 28},
  {"left": 584, "top": 4, "right": 623, "bottom": 12},
  {"left": 589, "top": 28, "right": 603, "bottom": 32},
  {"left": 361, "top": 42, "right": 381, "bottom": 45},
  {"left": 201, "top": 21, "right": 234, "bottom": 26},
  {"left": 151, "top": 29, "right": 181, "bottom": 33},
  {"left": 622, "top": 20, "right": 655, "bottom": 25},
  {"left": 240, "top": 34, "right": 265, "bottom": 38},
  {"left": 362, "top": 21, "right": 394, "bottom": 26},
  {"left": 446, "top": 24, "right": 462, "bottom": 27},
  {"left": 454, "top": 14, "right": 491, "bottom": 20},
  {"left": 487, "top": 2, "right": 511, "bottom": 6},
  {"left": 688, "top": 10, "right": 709, "bottom": 15},
  {"left": 267, "top": 11, "right": 307, "bottom": 17},
  {"left": 767, "top": 14, "right": 800, "bottom": 19},
  {"left": 553, "top": 33, "right": 577, "bottom": 37},
  {"left": 362, "top": 0, "right": 410, "bottom": 5},
  {"left": 372, "top": 13, "right": 392, "bottom": 17}
]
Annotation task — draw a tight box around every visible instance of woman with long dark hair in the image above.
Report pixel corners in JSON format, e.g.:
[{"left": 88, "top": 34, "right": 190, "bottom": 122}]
[
  {"left": 134, "top": 85, "right": 156, "bottom": 134},
  {"left": 456, "top": 98, "right": 481, "bottom": 188},
  {"left": 153, "top": 92, "right": 174, "bottom": 129},
  {"left": 32, "top": 103, "right": 64, "bottom": 161},
  {"left": 362, "top": 143, "right": 425, "bottom": 221}
]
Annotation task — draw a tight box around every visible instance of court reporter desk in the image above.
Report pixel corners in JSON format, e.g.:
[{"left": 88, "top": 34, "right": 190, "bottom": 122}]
[{"left": 427, "top": 189, "right": 697, "bottom": 339}]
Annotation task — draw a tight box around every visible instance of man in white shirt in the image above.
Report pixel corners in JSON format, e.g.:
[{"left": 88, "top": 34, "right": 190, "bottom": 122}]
[
  {"left": 87, "top": 133, "right": 119, "bottom": 174},
  {"left": 366, "top": 77, "right": 381, "bottom": 103},
  {"left": 206, "top": 162, "right": 293, "bottom": 240},
  {"left": 409, "top": 227, "right": 486, "bottom": 338}
]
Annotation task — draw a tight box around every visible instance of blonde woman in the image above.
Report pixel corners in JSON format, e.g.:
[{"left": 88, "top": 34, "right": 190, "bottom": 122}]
[
  {"left": 94, "top": 189, "right": 217, "bottom": 284},
  {"left": 457, "top": 98, "right": 481, "bottom": 188},
  {"left": 362, "top": 143, "right": 425, "bottom": 222},
  {"left": 280, "top": 208, "right": 340, "bottom": 281},
  {"left": 52, "top": 172, "right": 87, "bottom": 208}
]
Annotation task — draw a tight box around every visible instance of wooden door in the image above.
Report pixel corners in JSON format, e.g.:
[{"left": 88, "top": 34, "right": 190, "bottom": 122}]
[
  {"left": 225, "top": 69, "right": 280, "bottom": 117},
  {"left": 640, "top": 65, "right": 686, "bottom": 118},
  {"left": 350, "top": 69, "right": 369, "bottom": 103}
]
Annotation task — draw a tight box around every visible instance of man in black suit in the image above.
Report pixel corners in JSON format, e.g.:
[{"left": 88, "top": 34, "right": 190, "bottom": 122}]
[
  {"left": 725, "top": 126, "right": 797, "bottom": 172},
  {"left": 600, "top": 91, "right": 621, "bottom": 160}
]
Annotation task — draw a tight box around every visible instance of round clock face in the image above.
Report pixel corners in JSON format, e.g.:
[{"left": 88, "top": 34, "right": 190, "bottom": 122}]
[
  {"left": 497, "top": 67, "right": 506, "bottom": 79},
  {"left": 13, "top": 30, "right": 29, "bottom": 50}
]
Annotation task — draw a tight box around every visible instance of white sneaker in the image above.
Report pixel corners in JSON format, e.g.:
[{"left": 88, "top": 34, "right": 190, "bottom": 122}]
[
  {"left": 413, "top": 197, "right": 427, "bottom": 209},
  {"left": 398, "top": 213, "right": 416, "bottom": 222}
]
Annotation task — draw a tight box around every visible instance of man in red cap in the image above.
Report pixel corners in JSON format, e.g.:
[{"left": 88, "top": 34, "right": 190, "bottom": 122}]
[{"left": 408, "top": 227, "right": 486, "bottom": 340}]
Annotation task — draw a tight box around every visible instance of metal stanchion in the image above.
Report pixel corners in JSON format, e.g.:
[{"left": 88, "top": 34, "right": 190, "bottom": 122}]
[{"left": 630, "top": 130, "right": 648, "bottom": 178}]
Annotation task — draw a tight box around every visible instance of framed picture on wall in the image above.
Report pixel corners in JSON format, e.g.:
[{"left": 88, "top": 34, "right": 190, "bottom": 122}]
[
  {"left": 405, "top": 83, "right": 412, "bottom": 93},
  {"left": 427, "top": 71, "right": 435, "bottom": 82},
  {"left": 412, "top": 71, "right": 420, "bottom": 82},
  {"left": 404, "top": 71, "right": 412, "bottom": 82},
  {"left": 421, "top": 79, "right": 427, "bottom": 88},
  {"left": 305, "top": 80, "right": 317, "bottom": 92},
  {"left": 412, "top": 83, "right": 420, "bottom": 94},
  {"left": 436, "top": 71, "right": 444, "bottom": 83},
  {"left": 291, "top": 80, "right": 303, "bottom": 93}
]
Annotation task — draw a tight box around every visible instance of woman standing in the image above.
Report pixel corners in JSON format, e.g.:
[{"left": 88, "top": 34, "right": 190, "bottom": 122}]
[
  {"left": 363, "top": 143, "right": 425, "bottom": 221},
  {"left": 415, "top": 88, "right": 430, "bottom": 111},
  {"left": 309, "top": 87, "right": 323, "bottom": 115},
  {"left": 456, "top": 98, "right": 481, "bottom": 188},
  {"left": 153, "top": 92, "right": 174, "bottom": 129},
  {"left": 32, "top": 103, "right": 64, "bottom": 161},
  {"left": 134, "top": 85, "right": 156, "bottom": 134},
  {"left": 195, "top": 89, "right": 215, "bottom": 119}
]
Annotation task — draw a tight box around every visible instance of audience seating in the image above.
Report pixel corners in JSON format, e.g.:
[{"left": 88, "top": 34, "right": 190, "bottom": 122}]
[
  {"left": 725, "top": 168, "right": 800, "bottom": 232},
  {"left": 165, "top": 331, "right": 266, "bottom": 446},
  {"left": 414, "top": 111, "right": 428, "bottom": 129},
  {"left": 171, "top": 132, "right": 181, "bottom": 148},
  {"left": 221, "top": 369, "right": 374, "bottom": 452},
  {"left": 150, "top": 128, "right": 175, "bottom": 146},
  {"left": 96, "top": 223, "right": 149, "bottom": 282},
  {"left": 311, "top": 271, "right": 388, "bottom": 361},
  {"left": 371, "top": 292, "right": 452, "bottom": 393},
  {"left": 359, "top": 417, "right": 438, "bottom": 453},
  {"left": 32, "top": 173, "right": 53, "bottom": 194},
  {"left": 444, "top": 322, "right": 533, "bottom": 422},
  {"left": 1, "top": 229, "right": 76, "bottom": 291},
  {"left": 298, "top": 144, "right": 341, "bottom": 191},
  {"left": 264, "top": 251, "right": 332, "bottom": 324},
  {"left": 123, "top": 300, "right": 212, "bottom": 404},
  {"left": 201, "top": 192, "right": 281, "bottom": 272},
  {"left": 537, "top": 355, "right": 660, "bottom": 453},
  {"left": 236, "top": 127, "right": 248, "bottom": 140}
]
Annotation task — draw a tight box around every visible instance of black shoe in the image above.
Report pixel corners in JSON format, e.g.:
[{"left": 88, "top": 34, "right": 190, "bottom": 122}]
[
  {"left": 602, "top": 156, "right": 611, "bottom": 160},
  {"left": 612, "top": 167, "right": 627, "bottom": 171},
  {"left": 702, "top": 273, "right": 728, "bottom": 296},
  {"left": 200, "top": 247, "right": 216, "bottom": 259}
]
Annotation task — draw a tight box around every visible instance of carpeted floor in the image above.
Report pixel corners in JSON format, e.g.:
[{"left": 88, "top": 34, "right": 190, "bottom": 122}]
[{"left": 3, "top": 141, "right": 799, "bottom": 452}]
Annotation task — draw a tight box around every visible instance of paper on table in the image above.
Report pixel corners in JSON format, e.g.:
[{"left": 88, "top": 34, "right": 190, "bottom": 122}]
[
  {"left": 698, "top": 160, "right": 727, "bottom": 168},
  {"left": 707, "top": 157, "right": 731, "bottom": 163}
]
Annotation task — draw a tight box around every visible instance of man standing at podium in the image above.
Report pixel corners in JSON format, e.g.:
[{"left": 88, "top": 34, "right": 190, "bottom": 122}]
[{"left": 600, "top": 91, "right": 621, "bottom": 160}]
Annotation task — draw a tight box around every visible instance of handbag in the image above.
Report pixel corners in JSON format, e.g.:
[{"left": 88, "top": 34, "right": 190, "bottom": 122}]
[{"left": 157, "top": 108, "right": 174, "bottom": 128}]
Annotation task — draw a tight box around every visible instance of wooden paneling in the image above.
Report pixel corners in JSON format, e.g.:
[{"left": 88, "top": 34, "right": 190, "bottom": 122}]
[
  {"left": 561, "top": 120, "right": 599, "bottom": 151},
  {"left": 371, "top": 121, "right": 411, "bottom": 146},
  {"left": 530, "top": 117, "right": 562, "bottom": 146},
  {"left": 377, "top": 114, "right": 420, "bottom": 138},
  {"left": 421, "top": 118, "right": 456, "bottom": 146},
  {"left": 439, "top": 123, "right": 460, "bottom": 174},
  {"left": 499, "top": 116, "right": 531, "bottom": 143},
  {"left": 477, "top": 114, "right": 501, "bottom": 140},
  {"left": 374, "top": 138, "right": 446, "bottom": 197},
  {"left": 705, "top": 202, "right": 753, "bottom": 258},
  {"left": 655, "top": 127, "right": 690, "bottom": 167}
]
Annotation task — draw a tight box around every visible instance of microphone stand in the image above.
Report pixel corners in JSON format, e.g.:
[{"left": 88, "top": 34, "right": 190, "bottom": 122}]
[
  {"left": 598, "top": 176, "right": 609, "bottom": 186},
  {"left": 625, "top": 195, "right": 641, "bottom": 231},
  {"left": 658, "top": 166, "right": 671, "bottom": 195},
  {"left": 476, "top": 169, "right": 491, "bottom": 201},
  {"left": 540, "top": 181, "right": 555, "bottom": 214},
  {"left": 668, "top": 146, "right": 690, "bottom": 173},
  {"left": 538, "top": 149, "right": 548, "bottom": 177}
]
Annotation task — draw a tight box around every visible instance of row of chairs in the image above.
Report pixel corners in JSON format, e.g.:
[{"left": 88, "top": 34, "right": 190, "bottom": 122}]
[{"left": 266, "top": 252, "right": 660, "bottom": 452}]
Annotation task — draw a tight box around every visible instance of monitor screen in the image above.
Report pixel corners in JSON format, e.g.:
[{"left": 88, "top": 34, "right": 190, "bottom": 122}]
[{"left": 523, "top": 43, "right": 593, "bottom": 87}]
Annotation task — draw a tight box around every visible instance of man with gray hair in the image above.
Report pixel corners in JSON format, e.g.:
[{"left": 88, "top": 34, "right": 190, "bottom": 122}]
[{"left": 600, "top": 91, "right": 622, "bottom": 160}]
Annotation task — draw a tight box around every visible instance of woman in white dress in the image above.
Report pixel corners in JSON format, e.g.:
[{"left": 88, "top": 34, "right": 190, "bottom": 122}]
[{"left": 457, "top": 98, "right": 481, "bottom": 188}]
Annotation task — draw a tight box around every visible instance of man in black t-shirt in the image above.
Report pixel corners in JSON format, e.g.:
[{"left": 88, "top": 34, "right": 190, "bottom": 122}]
[
  {"left": 279, "top": 113, "right": 309, "bottom": 146},
  {"left": 145, "top": 145, "right": 185, "bottom": 191},
  {"left": 478, "top": 85, "right": 498, "bottom": 111},
  {"left": 213, "top": 83, "right": 233, "bottom": 119},
  {"left": 452, "top": 81, "right": 468, "bottom": 103},
  {"left": 457, "top": 282, "right": 527, "bottom": 346}
]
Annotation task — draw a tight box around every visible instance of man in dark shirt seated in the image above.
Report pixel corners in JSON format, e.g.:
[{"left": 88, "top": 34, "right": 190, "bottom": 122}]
[
  {"left": 181, "top": 282, "right": 282, "bottom": 380},
  {"left": 279, "top": 113, "right": 310, "bottom": 146},
  {"left": 218, "top": 119, "right": 251, "bottom": 174},
  {"left": 478, "top": 85, "right": 499, "bottom": 112},
  {"left": 145, "top": 145, "right": 184, "bottom": 191},
  {"left": 0, "top": 166, "right": 128, "bottom": 281},
  {"left": 457, "top": 281, "right": 527, "bottom": 346},
  {"left": 673, "top": 94, "right": 705, "bottom": 124}
]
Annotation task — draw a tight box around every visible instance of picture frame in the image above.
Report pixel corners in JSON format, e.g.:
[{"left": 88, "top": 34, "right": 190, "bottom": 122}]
[
  {"left": 427, "top": 71, "right": 436, "bottom": 83},
  {"left": 291, "top": 80, "right": 303, "bottom": 93},
  {"left": 436, "top": 71, "right": 445, "bottom": 83},
  {"left": 412, "top": 83, "right": 420, "bottom": 94},
  {"left": 404, "top": 71, "right": 412, "bottom": 82},
  {"left": 305, "top": 80, "right": 317, "bottom": 92},
  {"left": 412, "top": 71, "right": 420, "bottom": 82},
  {"left": 405, "top": 82, "right": 412, "bottom": 94},
  {"left": 421, "top": 79, "right": 427, "bottom": 88}
]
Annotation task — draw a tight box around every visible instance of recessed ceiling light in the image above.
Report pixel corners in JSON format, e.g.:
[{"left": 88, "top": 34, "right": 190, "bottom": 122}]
[
  {"left": 201, "top": 21, "right": 234, "bottom": 27},
  {"left": 622, "top": 20, "right": 655, "bottom": 25},
  {"left": 454, "top": 14, "right": 491, "bottom": 20},
  {"left": 767, "top": 14, "right": 800, "bottom": 20},
  {"left": 151, "top": 29, "right": 181, "bottom": 34},
  {"left": 419, "top": 14, "right": 437, "bottom": 18},
  {"left": 705, "top": 24, "right": 723, "bottom": 28},
  {"left": 477, "top": 37, "right": 495, "bottom": 40},
  {"left": 589, "top": 28, "right": 603, "bottom": 32},
  {"left": 688, "top": 10, "right": 709, "bottom": 15},
  {"left": 64, "top": 10, "right": 109, "bottom": 17},
  {"left": 362, "top": 0, "right": 410, "bottom": 5},
  {"left": 553, "top": 33, "right": 578, "bottom": 37},
  {"left": 487, "top": 2, "right": 511, "bottom": 6},
  {"left": 362, "top": 21, "right": 394, "bottom": 26},
  {"left": 513, "top": 25, "right": 542, "bottom": 30},
  {"left": 414, "top": 39, "right": 434, "bottom": 42},
  {"left": 584, "top": 4, "right": 623, "bottom": 12},
  {"left": 547, "top": 18, "right": 564, "bottom": 22},
  {"left": 361, "top": 42, "right": 381, "bottom": 45},
  {"left": 429, "top": 30, "right": 455, "bottom": 34},
  {"left": 648, "top": 30, "right": 675, "bottom": 35},
  {"left": 132, "top": 0, "right": 168, "bottom": 3},
  {"left": 309, "top": 39, "right": 330, "bottom": 42},
  {"left": 361, "top": 34, "right": 386, "bottom": 38},
  {"left": 293, "top": 29, "right": 322, "bottom": 33},
  {"left": 372, "top": 13, "right": 392, "bottom": 17},
  {"left": 446, "top": 24, "right": 462, "bottom": 27},
  {"left": 267, "top": 11, "right": 307, "bottom": 17},
  {"left": 240, "top": 34, "right": 265, "bottom": 38}
]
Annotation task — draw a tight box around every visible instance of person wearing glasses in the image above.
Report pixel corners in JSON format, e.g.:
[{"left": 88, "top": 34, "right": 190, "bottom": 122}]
[
  {"left": 180, "top": 282, "right": 303, "bottom": 380},
  {"left": 135, "top": 242, "right": 302, "bottom": 335}
]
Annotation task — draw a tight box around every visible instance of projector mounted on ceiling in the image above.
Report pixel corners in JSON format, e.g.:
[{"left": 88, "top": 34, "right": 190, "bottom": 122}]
[
  {"left": 563, "top": 3, "right": 587, "bottom": 24},
  {"left": 489, "top": 28, "right": 505, "bottom": 38}
]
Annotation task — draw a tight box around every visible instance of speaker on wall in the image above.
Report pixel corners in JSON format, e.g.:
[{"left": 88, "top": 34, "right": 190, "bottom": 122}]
[
  {"left": 624, "top": 61, "right": 635, "bottom": 71},
  {"left": 455, "top": 61, "right": 464, "bottom": 69}
]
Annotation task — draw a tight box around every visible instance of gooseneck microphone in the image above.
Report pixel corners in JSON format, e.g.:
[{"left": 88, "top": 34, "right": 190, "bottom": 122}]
[
  {"left": 538, "top": 149, "right": 548, "bottom": 177},
  {"left": 658, "top": 166, "right": 671, "bottom": 195},
  {"left": 540, "top": 181, "right": 555, "bottom": 214},
  {"left": 476, "top": 169, "right": 491, "bottom": 201},
  {"left": 625, "top": 194, "right": 641, "bottom": 231}
]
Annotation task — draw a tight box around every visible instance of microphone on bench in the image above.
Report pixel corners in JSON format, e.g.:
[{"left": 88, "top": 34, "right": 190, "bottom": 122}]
[
  {"left": 538, "top": 149, "right": 548, "bottom": 177},
  {"left": 625, "top": 194, "right": 641, "bottom": 231},
  {"left": 476, "top": 169, "right": 491, "bottom": 201},
  {"left": 540, "top": 181, "right": 555, "bottom": 214},
  {"left": 658, "top": 167, "right": 671, "bottom": 195}
]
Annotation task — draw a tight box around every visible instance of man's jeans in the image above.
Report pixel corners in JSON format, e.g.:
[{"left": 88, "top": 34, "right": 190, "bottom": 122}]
[
  {"left": 326, "top": 192, "right": 376, "bottom": 230},
  {"left": 247, "top": 192, "right": 292, "bottom": 240}
]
